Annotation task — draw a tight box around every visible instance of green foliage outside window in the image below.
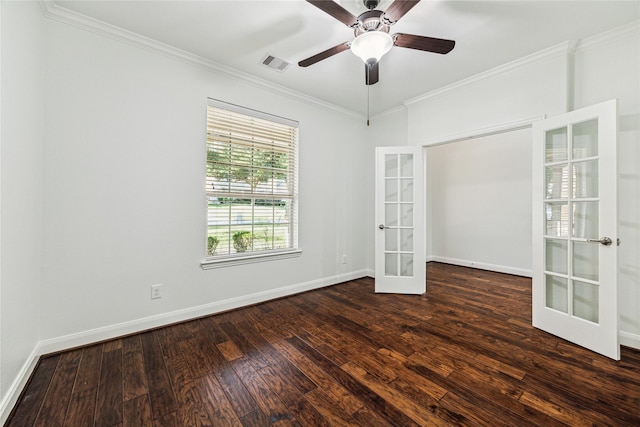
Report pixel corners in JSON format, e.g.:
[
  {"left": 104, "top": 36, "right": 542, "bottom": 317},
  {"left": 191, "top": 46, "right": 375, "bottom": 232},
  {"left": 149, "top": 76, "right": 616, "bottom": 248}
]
[
  {"left": 207, "top": 145, "right": 288, "bottom": 192},
  {"left": 232, "top": 231, "right": 252, "bottom": 253},
  {"left": 207, "top": 236, "right": 219, "bottom": 256}
]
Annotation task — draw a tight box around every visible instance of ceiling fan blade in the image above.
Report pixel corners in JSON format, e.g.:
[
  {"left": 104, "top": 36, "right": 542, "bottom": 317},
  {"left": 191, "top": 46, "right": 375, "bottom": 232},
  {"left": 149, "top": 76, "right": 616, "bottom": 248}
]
[
  {"left": 307, "top": 0, "right": 358, "bottom": 27},
  {"left": 365, "top": 62, "right": 379, "bottom": 85},
  {"left": 393, "top": 33, "right": 455, "bottom": 54},
  {"left": 298, "top": 42, "right": 351, "bottom": 67},
  {"left": 384, "top": 0, "right": 420, "bottom": 24}
]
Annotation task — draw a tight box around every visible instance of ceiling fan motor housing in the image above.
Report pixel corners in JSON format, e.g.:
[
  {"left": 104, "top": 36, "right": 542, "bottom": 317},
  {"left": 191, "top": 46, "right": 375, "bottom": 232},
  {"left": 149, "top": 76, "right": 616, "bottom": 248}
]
[{"left": 354, "top": 10, "right": 389, "bottom": 37}]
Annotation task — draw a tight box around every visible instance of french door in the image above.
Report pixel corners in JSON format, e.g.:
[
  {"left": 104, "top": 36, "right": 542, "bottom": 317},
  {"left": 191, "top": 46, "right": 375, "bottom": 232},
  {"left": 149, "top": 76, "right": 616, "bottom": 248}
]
[
  {"left": 532, "top": 100, "right": 619, "bottom": 360},
  {"left": 375, "top": 146, "right": 425, "bottom": 294}
]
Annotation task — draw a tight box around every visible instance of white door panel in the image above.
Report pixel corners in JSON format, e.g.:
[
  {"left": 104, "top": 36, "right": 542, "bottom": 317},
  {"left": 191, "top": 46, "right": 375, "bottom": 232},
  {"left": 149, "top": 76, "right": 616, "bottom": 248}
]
[
  {"left": 532, "top": 99, "right": 618, "bottom": 360},
  {"left": 375, "top": 146, "right": 425, "bottom": 294}
]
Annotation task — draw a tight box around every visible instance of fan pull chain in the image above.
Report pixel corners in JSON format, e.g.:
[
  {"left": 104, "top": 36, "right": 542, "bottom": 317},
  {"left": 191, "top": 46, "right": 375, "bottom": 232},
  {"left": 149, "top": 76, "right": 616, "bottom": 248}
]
[
  {"left": 367, "top": 83, "right": 370, "bottom": 126},
  {"left": 366, "top": 65, "right": 371, "bottom": 126}
]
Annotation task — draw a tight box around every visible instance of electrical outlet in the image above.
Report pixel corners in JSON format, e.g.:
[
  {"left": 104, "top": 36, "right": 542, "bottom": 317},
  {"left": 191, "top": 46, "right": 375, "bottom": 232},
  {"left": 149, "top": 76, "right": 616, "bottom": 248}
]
[
  {"left": 341, "top": 254, "right": 347, "bottom": 264},
  {"left": 151, "top": 284, "right": 162, "bottom": 299}
]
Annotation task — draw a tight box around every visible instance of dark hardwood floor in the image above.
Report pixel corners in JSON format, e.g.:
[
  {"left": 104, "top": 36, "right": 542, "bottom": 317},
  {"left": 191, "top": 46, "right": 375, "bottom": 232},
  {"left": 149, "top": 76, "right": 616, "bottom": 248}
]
[{"left": 6, "top": 262, "right": 640, "bottom": 426}]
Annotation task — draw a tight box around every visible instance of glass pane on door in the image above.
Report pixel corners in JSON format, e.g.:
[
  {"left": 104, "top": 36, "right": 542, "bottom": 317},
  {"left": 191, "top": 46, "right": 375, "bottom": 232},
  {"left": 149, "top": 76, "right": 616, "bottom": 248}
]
[
  {"left": 385, "top": 204, "right": 398, "bottom": 226},
  {"left": 573, "top": 281, "right": 599, "bottom": 323},
  {"left": 385, "top": 253, "right": 397, "bottom": 276},
  {"left": 573, "top": 160, "right": 598, "bottom": 198},
  {"left": 400, "top": 154, "right": 413, "bottom": 176},
  {"left": 385, "top": 228, "right": 398, "bottom": 251},
  {"left": 400, "top": 229, "right": 413, "bottom": 252},
  {"left": 572, "top": 202, "right": 598, "bottom": 238},
  {"left": 400, "top": 204, "right": 413, "bottom": 226},
  {"left": 546, "top": 127, "right": 568, "bottom": 162},
  {"left": 545, "top": 239, "right": 567, "bottom": 274},
  {"left": 546, "top": 202, "right": 569, "bottom": 237},
  {"left": 400, "top": 179, "right": 413, "bottom": 202},
  {"left": 572, "top": 119, "right": 598, "bottom": 159},
  {"left": 400, "top": 254, "right": 413, "bottom": 277},
  {"left": 385, "top": 179, "right": 398, "bottom": 201},
  {"left": 546, "top": 275, "right": 568, "bottom": 313},
  {"left": 545, "top": 164, "right": 569, "bottom": 199},
  {"left": 573, "top": 241, "right": 599, "bottom": 281},
  {"left": 385, "top": 155, "right": 398, "bottom": 177}
]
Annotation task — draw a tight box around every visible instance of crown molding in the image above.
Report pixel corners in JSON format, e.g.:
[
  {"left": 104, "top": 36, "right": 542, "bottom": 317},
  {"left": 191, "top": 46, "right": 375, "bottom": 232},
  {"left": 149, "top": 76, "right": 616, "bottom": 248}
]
[
  {"left": 403, "top": 41, "right": 572, "bottom": 107},
  {"left": 38, "top": 1, "right": 363, "bottom": 120},
  {"left": 577, "top": 19, "right": 640, "bottom": 51},
  {"left": 371, "top": 104, "right": 408, "bottom": 121},
  {"left": 403, "top": 19, "right": 639, "bottom": 109}
]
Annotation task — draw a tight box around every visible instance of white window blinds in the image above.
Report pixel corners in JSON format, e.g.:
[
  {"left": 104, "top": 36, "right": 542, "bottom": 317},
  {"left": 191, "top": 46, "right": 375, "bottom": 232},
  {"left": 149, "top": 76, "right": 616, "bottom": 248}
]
[{"left": 205, "top": 99, "right": 298, "bottom": 257}]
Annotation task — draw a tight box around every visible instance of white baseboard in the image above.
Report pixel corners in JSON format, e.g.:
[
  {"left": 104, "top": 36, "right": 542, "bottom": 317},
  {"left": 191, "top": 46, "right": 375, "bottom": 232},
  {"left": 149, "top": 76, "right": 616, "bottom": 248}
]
[
  {"left": 620, "top": 330, "right": 640, "bottom": 350},
  {"left": 2, "top": 269, "right": 368, "bottom": 423},
  {"left": 38, "top": 269, "right": 369, "bottom": 355},
  {"left": 0, "top": 346, "right": 40, "bottom": 426},
  {"left": 428, "top": 256, "right": 533, "bottom": 278}
]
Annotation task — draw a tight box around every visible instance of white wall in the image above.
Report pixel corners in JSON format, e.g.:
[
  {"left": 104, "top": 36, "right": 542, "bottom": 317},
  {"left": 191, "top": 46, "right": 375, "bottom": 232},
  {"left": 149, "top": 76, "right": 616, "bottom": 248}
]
[
  {"left": 0, "top": 0, "right": 44, "bottom": 417},
  {"left": 406, "top": 44, "right": 569, "bottom": 145},
  {"left": 39, "top": 18, "right": 369, "bottom": 345},
  {"left": 427, "top": 129, "right": 532, "bottom": 275}
]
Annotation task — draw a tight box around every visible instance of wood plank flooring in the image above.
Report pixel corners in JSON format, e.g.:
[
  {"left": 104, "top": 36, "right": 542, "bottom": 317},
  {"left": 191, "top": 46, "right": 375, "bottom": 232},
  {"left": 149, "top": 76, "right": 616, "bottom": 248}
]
[{"left": 6, "top": 262, "right": 640, "bottom": 426}]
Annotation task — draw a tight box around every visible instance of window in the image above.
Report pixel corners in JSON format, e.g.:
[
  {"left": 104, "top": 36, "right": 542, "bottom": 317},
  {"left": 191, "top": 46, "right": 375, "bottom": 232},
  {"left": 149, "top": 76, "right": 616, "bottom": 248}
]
[{"left": 202, "top": 99, "right": 299, "bottom": 267}]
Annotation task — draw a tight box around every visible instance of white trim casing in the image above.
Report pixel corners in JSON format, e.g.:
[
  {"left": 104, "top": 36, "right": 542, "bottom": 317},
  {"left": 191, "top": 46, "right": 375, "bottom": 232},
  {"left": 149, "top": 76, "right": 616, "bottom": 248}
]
[
  {"left": 0, "top": 348, "right": 39, "bottom": 426},
  {"left": 427, "top": 257, "right": 532, "bottom": 278},
  {"left": 421, "top": 116, "right": 544, "bottom": 147},
  {"left": 201, "top": 249, "right": 302, "bottom": 269},
  {"left": 620, "top": 331, "right": 640, "bottom": 350}
]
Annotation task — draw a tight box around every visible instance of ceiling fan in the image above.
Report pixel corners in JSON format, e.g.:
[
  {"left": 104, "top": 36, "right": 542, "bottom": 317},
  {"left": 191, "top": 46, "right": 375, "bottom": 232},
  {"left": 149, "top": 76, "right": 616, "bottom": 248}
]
[{"left": 299, "top": 0, "right": 455, "bottom": 85}]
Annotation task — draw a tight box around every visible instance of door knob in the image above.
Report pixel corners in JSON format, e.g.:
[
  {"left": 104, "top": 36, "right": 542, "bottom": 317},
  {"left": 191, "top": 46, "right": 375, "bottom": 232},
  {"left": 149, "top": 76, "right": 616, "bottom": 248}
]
[
  {"left": 378, "top": 224, "right": 388, "bottom": 230},
  {"left": 586, "top": 237, "right": 613, "bottom": 246}
]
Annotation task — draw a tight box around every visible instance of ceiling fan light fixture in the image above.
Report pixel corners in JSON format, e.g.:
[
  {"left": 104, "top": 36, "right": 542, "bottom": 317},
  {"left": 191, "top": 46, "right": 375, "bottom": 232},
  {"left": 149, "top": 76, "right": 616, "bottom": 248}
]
[{"left": 350, "top": 31, "right": 393, "bottom": 64}]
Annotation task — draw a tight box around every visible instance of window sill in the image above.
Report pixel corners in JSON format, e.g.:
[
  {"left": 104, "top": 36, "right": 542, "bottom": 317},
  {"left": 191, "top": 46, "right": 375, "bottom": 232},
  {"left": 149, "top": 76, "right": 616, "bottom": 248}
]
[{"left": 200, "top": 249, "right": 302, "bottom": 270}]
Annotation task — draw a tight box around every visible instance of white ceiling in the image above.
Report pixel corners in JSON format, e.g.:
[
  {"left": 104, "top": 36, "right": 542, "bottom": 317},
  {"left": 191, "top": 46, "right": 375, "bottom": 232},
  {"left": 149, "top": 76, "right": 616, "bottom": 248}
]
[{"left": 55, "top": 0, "right": 640, "bottom": 116}]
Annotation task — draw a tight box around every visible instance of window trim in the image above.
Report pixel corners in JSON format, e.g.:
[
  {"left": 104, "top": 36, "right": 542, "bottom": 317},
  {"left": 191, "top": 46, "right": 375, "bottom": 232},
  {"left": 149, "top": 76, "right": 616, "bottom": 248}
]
[
  {"left": 200, "top": 248, "right": 302, "bottom": 269},
  {"left": 202, "top": 99, "right": 300, "bottom": 268}
]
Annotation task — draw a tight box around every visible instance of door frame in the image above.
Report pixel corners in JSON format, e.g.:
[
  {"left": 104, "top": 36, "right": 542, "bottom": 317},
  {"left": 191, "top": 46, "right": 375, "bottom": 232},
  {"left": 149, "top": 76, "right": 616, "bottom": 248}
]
[{"left": 420, "top": 116, "right": 542, "bottom": 277}]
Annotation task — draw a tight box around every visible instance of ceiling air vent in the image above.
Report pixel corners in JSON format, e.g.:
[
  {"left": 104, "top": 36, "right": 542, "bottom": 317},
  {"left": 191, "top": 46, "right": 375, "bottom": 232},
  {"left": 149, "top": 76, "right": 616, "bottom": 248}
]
[{"left": 262, "top": 55, "right": 290, "bottom": 72}]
